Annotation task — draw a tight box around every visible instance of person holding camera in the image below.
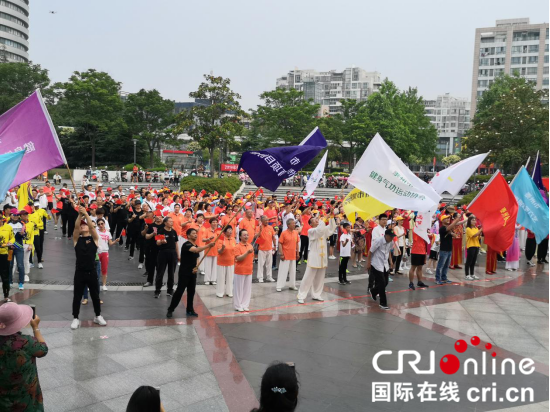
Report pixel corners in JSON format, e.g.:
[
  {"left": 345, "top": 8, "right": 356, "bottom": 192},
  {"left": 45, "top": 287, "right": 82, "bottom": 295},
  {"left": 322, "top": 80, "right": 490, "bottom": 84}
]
[{"left": 0, "top": 302, "right": 48, "bottom": 411}]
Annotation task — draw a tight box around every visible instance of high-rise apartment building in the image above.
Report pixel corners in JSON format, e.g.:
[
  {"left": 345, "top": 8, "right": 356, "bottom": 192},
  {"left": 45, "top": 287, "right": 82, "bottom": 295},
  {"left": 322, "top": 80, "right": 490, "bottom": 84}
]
[
  {"left": 424, "top": 94, "right": 471, "bottom": 156},
  {"left": 0, "top": 0, "right": 29, "bottom": 62},
  {"left": 276, "top": 67, "right": 381, "bottom": 114},
  {"left": 471, "top": 18, "right": 549, "bottom": 114}
]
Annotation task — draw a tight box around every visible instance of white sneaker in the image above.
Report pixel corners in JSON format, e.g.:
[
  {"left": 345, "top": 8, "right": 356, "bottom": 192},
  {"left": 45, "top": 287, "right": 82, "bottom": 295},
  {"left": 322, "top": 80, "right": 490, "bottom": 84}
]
[
  {"left": 328, "top": 255, "right": 336, "bottom": 260},
  {"left": 465, "top": 276, "right": 474, "bottom": 280},
  {"left": 258, "top": 279, "right": 264, "bottom": 283},
  {"left": 276, "top": 288, "right": 282, "bottom": 292},
  {"left": 71, "top": 319, "right": 80, "bottom": 330},
  {"left": 472, "top": 275, "right": 480, "bottom": 280},
  {"left": 216, "top": 294, "right": 224, "bottom": 298},
  {"left": 528, "top": 261, "right": 536, "bottom": 267},
  {"left": 24, "top": 275, "right": 29, "bottom": 282},
  {"left": 235, "top": 308, "right": 243, "bottom": 312},
  {"left": 243, "top": 308, "right": 249, "bottom": 312},
  {"left": 30, "top": 263, "right": 34, "bottom": 268},
  {"left": 289, "top": 286, "right": 298, "bottom": 291},
  {"left": 312, "top": 297, "right": 324, "bottom": 301},
  {"left": 267, "top": 278, "right": 275, "bottom": 282},
  {"left": 388, "top": 277, "right": 393, "bottom": 282},
  {"left": 94, "top": 315, "right": 107, "bottom": 326},
  {"left": 102, "top": 285, "right": 108, "bottom": 291},
  {"left": 54, "top": 225, "right": 58, "bottom": 230},
  {"left": 178, "top": 262, "right": 181, "bottom": 265},
  {"left": 479, "top": 249, "right": 486, "bottom": 254},
  {"left": 298, "top": 299, "right": 304, "bottom": 304},
  {"left": 128, "top": 256, "right": 134, "bottom": 260},
  {"left": 227, "top": 294, "right": 233, "bottom": 298},
  {"left": 426, "top": 268, "right": 433, "bottom": 275},
  {"left": 506, "top": 268, "right": 513, "bottom": 271},
  {"left": 138, "top": 263, "right": 143, "bottom": 269},
  {"left": 38, "top": 263, "right": 43, "bottom": 269}
]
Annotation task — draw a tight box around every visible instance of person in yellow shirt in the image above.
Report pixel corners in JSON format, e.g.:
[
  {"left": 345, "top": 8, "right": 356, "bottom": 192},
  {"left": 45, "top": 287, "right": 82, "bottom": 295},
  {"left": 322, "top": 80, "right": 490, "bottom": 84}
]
[
  {"left": 0, "top": 218, "right": 14, "bottom": 300},
  {"left": 465, "top": 215, "right": 483, "bottom": 281},
  {"left": 18, "top": 210, "right": 36, "bottom": 283},
  {"left": 29, "top": 202, "right": 50, "bottom": 269}
]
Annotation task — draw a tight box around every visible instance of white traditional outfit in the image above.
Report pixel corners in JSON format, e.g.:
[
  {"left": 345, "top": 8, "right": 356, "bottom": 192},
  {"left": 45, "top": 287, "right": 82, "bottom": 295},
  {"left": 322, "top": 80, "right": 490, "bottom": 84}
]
[{"left": 297, "top": 218, "right": 337, "bottom": 302}]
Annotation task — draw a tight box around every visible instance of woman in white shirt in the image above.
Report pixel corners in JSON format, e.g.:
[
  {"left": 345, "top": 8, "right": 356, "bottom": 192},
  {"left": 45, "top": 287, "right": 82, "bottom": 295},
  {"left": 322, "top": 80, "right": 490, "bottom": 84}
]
[
  {"left": 97, "top": 218, "right": 119, "bottom": 291},
  {"left": 338, "top": 223, "right": 353, "bottom": 285},
  {"left": 393, "top": 217, "right": 406, "bottom": 275}
]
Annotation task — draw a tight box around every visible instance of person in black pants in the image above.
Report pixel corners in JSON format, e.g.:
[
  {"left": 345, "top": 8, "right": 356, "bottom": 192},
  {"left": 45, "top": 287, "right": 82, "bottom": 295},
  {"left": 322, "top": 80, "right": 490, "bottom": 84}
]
[
  {"left": 143, "top": 212, "right": 163, "bottom": 286},
  {"left": 537, "top": 236, "right": 549, "bottom": 264},
  {"left": 154, "top": 217, "right": 179, "bottom": 298},
  {"left": 70, "top": 206, "right": 106, "bottom": 330},
  {"left": 366, "top": 229, "right": 394, "bottom": 309},
  {"left": 112, "top": 195, "right": 129, "bottom": 246},
  {"left": 167, "top": 228, "right": 214, "bottom": 318},
  {"left": 127, "top": 201, "right": 144, "bottom": 261},
  {"left": 525, "top": 230, "right": 537, "bottom": 265},
  {"left": 0, "top": 218, "right": 13, "bottom": 300}
]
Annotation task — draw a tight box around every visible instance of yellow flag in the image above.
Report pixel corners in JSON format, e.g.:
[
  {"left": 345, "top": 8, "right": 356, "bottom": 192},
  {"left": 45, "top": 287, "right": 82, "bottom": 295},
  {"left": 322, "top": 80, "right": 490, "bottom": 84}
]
[
  {"left": 17, "top": 182, "right": 30, "bottom": 211},
  {"left": 343, "top": 188, "right": 391, "bottom": 224}
]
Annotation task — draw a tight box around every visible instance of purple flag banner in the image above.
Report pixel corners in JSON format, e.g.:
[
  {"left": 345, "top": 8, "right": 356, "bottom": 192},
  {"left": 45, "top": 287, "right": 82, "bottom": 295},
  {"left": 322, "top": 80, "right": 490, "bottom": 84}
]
[
  {"left": 0, "top": 89, "right": 67, "bottom": 188},
  {"left": 238, "top": 127, "right": 327, "bottom": 191},
  {"left": 532, "top": 152, "right": 548, "bottom": 204}
]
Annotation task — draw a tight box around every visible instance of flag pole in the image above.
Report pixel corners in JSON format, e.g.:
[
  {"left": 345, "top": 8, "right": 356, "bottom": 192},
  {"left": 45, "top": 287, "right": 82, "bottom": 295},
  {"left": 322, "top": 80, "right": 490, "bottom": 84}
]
[
  {"left": 467, "top": 170, "right": 501, "bottom": 209},
  {"left": 532, "top": 151, "right": 539, "bottom": 179},
  {"left": 525, "top": 156, "right": 531, "bottom": 169},
  {"left": 509, "top": 166, "right": 524, "bottom": 187},
  {"left": 64, "top": 163, "right": 78, "bottom": 194},
  {"left": 194, "top": 187, "right": 261, "bottom": 270}
]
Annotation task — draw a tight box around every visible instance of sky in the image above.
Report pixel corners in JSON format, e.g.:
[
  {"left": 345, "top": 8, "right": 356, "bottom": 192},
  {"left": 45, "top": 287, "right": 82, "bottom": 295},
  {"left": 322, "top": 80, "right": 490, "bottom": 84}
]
[{"left": 29, "top": 0, "right": 548, "bottom": 111}]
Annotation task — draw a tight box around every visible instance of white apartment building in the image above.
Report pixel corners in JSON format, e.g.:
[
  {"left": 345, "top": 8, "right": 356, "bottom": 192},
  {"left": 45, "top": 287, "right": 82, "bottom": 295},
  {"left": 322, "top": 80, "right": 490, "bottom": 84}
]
[
  {"left": 471, "top": 18, "right": 549, "bottom": 114},
  {"left": 276, "top": 67, "right": 382, "bottom": 114},
  {"left": 0, "top": 0, "right": 29, "bottom": 62},
  {"left": 424, "top": 93, "right": 471, "bottom": 156}
]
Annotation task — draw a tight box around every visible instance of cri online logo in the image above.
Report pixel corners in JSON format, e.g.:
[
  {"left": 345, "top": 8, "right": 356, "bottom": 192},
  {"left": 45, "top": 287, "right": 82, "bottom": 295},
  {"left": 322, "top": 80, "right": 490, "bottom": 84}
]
[{"left": 373, "top": 336, "right": 535, "bottom": 375}]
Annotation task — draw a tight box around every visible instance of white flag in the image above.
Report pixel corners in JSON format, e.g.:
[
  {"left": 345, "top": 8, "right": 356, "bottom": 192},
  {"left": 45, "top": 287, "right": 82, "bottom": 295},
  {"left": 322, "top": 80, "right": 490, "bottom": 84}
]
[
  {"left": 305, "top": 151, "right": 327, "bottom": 198},
  {"left": 430, "top": 153, "right": 488, "bottom": 196},
  {"left": 348, "top": 134, "right": 440, "bottom": 212},
  {"left": 414, "top": 206, "right": 437, "bottom": 244}
]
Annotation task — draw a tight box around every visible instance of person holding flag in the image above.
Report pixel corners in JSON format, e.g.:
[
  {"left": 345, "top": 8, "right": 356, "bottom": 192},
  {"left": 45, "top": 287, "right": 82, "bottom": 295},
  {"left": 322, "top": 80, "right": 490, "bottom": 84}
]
[
  {"left": 435, "top": 214, "right": 462, "bottom": 285},
  {"left": 256, "top": 216, "right": 277, "bottom": 283},
  {"left": 216, "top": 226, "right": 236, "bottom": 298}
]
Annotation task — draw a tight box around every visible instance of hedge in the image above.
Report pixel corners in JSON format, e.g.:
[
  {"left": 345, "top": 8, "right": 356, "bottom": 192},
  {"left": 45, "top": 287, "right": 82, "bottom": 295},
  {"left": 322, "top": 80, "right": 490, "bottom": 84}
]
[
  {"left": 457, "top": 190, "right": 479, "bottom": 207},
  {"left": 179, "top": 176, "right": 242, "bottom": 195}
]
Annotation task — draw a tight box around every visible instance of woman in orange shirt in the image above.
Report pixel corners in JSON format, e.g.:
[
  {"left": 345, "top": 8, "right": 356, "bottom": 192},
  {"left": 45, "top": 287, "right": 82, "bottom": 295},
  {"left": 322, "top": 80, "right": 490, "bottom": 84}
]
[
  {"left": 216, "top": 226, "right": 235, "bottom": 298},
  {"left": 234, "top": 229, "right": 254, "bottom": 312},
  {"left": 203, "top": 217, "right": 219, "bottom": 285}
]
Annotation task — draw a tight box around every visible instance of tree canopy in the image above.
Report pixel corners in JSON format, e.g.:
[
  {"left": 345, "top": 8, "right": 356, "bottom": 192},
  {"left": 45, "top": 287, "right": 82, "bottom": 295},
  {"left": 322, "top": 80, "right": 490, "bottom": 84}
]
[
  {"left": 0, "top": 62, "right": 50, "bottom": 115},
  {"left": 463, "top": 74, "right": 549, "bottom": 172}
]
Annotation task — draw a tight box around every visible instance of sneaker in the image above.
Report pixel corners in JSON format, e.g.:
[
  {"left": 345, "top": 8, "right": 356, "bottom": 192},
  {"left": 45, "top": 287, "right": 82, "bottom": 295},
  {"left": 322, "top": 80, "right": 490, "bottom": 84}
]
[
  {"left": 297, "top": 261, "right": 302, "bottom": 265},
  {"left": 338, "top": 281, "right": 346, "bottom": 285},
  {"left": 426, "top": 268, "right": 433, "bottom": 275},
  {"left": 345, "top": 280, "right": 352, "bottom": 284},
  {"left": 128, "top": 256, "right": 134, "bottom": 260},
  {"left": 94, "top": 315, "right": 107, "bottom": 326},
  {"left": 379, "top": 305, "right": 390, "bottom": 310},
  {"left": 143, "top": 282, "right": 153, "bottom": 287},
  {"left": 124, "top": 247, "right": 129, "bottom": 250},
  {"left": 304, "top": 260, "right": 307, "bottom": 264},
  {"left": 30, "top": 263, "right": 34, "bottom": 269},
  {"left": 54, "top": 225, "right": 58, "bottom": 230},
  {"left": 186, "top": 311, "right": 199, "bottom": 317},
  {"left": 328, "top": 255, "right": 337, "bottom": 260},
  {"left": 18, "top": 283, "right": 23, "bottom": 290},
  {"left": 472, "top": 275, "right": 480, "bottom": 280},
  {"left": 445, "top": 280, "right": 453, "bottom": 284},
  {"left": 528, "top": 261, "right": 536, "bottom": 267},
  {"left": 227, "top": 294, "right": 233, "bottom": 298},
  {"left": 297, "top": 299, "right": 305, "bottom": 304},
  {"left": 243, "top": 308, "right": 249, "bottom": 312},
  {"left": 276, "top": 288, "right": 282, "bottom": 292},
  {"left": 216, "top": 294, "right": 224, "bottom": 298},
  {"left": 417, "top": 281, "right": 429, "bottom": 288},
  {"left": 167, "top": 290, "right": 174, "bottom": 297},
  {"left": 211, "top": 281, "right": 217, "bottom": 285},
  {"left": 82, "top": 299, "right": 88, "bottom": 305},
  {"left": 465, "top": 276, "right": 474, "bottom": 280},
  {"left": 24, "top": 275, "right": 29, "bottom": 282},
  {"left": 409, "top": 282, "right": 415, "bottom": 290},
  {"left": 4, "top": 297, "right": 11, "bottom": 302},
  {"left": 258, "top": 279, "right": 264, "bottom": 283},
  {"left": 154, "top": 293, "right": 160, "bottom": 299},
  {"left": 166, "top": 310, "right": 173, "bottom": 319},
  {"left": 388, "top": 277, "right": 393, "bottom": 282},
  {"left": 235, "top": 308, "right": 244, "bottom": 312},
  {"left": 200, "top": 271, "right": 206, "bottom": 276},
  {"left": 102, "top": 285, "right": 108, "bottom": 291},
  {"left": 204, "top": 281, "right": 210, "bottom": 285},
  {"left": 71, "top": 319, "right": 80, "bottom": 330},
  {"left": 44, "top": 231, "right": 48, "bottom": 234},
  {"left": 267, "top": 278, "right": 275, "bottom": 283},
  {"left": 289, "top": 286, "right": 298, "bottom": 291},
  {"left": 369, "top": 287, "right": 377, "bottom": 301},
  {"left": 138, "top": 263, "right": 143, "bottom": 269},
  {"left": 436, "top": 281, "right": 443, "bottom": 285},
  {"left": 346, "top": 269, "right": 350, "bottom": 273},
  {"left": 38, "top": 263, "right": 43, "bottom": 269},
  {"left": 312, "top": 297, "right": 324, "bottom": 302}
]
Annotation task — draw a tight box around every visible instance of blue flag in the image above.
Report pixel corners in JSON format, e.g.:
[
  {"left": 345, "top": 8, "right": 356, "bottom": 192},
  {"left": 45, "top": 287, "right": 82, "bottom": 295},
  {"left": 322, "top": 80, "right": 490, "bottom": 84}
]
[
  {"left": 532, "top": 152, "right": 548, "bottom": 204},
  {"left": 238, "top": 127, "right": 327, "bottom": 191},
  {"left": 0, "top": 150, "right": 25, "bottom": 201},
  {"left": 511, "top": 167, "right": 549, "bottom": 244}
]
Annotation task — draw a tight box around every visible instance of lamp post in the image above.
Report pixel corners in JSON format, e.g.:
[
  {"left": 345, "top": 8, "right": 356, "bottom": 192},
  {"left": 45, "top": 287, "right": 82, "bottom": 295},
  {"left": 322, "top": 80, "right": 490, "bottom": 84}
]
[{"left": 132, "top": 139, "right": 138, "bottom": 164}]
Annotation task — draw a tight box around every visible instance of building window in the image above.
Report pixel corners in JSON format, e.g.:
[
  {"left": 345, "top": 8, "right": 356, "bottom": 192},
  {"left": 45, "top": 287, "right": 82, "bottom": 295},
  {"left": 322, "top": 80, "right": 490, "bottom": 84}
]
[
  {"left": 512, "top": 45, "right": 522, "bottom": 54},
  {"left": 511, "top": 57, "right": 521, "bottom": 65},
  {"left": 494, "top": 68, "right": 504, "bottom": 76},
  {"left": 546, "top": 44, "right": 549, "bottom": 52},
  {"left": 546, "top": 55, "right": 549, "bottom": 64},
  {"left": 479, "top": 58, "right": 490, "bottom": 66},
  {"left": 512, "top": 31, "right": 540, "bottom": 41},
  {"left": 0, "top": 37, "right": 26, "bottom": 51},
  {"left": 528, "top": 56, "right": 538, "bottom": 64},
  {"left": 527, "top": 67, "right": 537, "bottom": 75},
  {"left": 496, "top": 46, "right": 506, "bottom": 54},
  {"left": 528, "top": 45, "right": 539, "bottom": 53},
  {"left": 0, "top": 11, "right": 27, "bottom": 28},
  {"left": 544, "top": 66, "right": 549, "bottom": 75},
  {"left": 0, "top": 1, "right": 28, "bottom": 17},
  {"left": 543, "top": 78, "right": 549, "bottom": 86},
  {"left": 0, "top": 23, "right": 27, "bottom": 39}
]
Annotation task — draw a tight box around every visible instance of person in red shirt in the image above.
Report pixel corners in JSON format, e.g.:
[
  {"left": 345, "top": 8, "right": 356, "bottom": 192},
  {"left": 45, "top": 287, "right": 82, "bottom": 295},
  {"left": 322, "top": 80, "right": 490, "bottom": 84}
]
[
  {"left": 298, "top": 208, "right": 311, "bottom": 264},
  {"left": 276, "top": 218, "right": 300, "bottom": 292},
  {"left": 256, "top": 215, "right": 276, "bottom": 282},
  {"left": 409, "top": 231, "right": 430, "bottom": 290},
  {"left": 234, "top": 229, "right": 255, "bottom": 312},
  {"left": 203, "top": 217, "right": 219, "bottom": 285},
  {"left": 263, "top": 200, "right": 278, "bottom": 226},
  {"left": 238, "top": 209, "right": 256, "bottom": 244},
  {"left": 216, "top": 226, "right": 236, "bottom": 298}
]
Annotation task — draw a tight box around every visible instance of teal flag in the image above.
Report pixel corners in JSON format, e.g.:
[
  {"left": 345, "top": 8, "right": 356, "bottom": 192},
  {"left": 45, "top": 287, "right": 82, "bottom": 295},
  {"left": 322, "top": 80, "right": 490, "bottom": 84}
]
[
  {"left": 0, "top": 150, "right": 25, "bottom": 202},
  {"left": 511, "top": 167, "right": 549, "bottom": 244}
]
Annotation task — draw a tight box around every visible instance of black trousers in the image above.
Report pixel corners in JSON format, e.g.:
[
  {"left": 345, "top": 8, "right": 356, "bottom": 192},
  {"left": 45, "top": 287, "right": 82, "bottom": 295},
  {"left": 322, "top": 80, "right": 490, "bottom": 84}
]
[
  {"left": 61, "top": 214, "right": 68, "bottom": 235},
  {"left": 138, "top": 236, "right": 146, "bottom": 263},
  {"left": 339, "top": 256, "right": 350, "bottom": 282},
  {"left": 128, "top": 232, "right": 140, "bottom": 257},
  {"left": 537, "top": 238, "right": 548, "bottom": 262},
  {"left": 67, "top": 215, "right": 76, "bottom": 238},
  {"left": 525, "top": 237, "right": 537, "bottom": 261},
  {"left": 465, "top": 247, "right": 479, "bottom": 277},
  {"left": 299, "top": 235, "right": 309, "bottom": 262},
  {"left": 168, "top": 272, "right": 196, "bottom": 312},
  {"left": 73, "top": 269, "right": 101, "bottom": 318},
  {"left": 371, "top": 266, "right": 389, "bottom": 306},
  {"left": 393, "top": 246, "right": 404, "bottom": 273},
  {"left": 0, "top": 254, "right": 9, "bottom": 298},
  {"left": 34, "top": 231, "right": 43, "bottom": 263},
  {"left": 145, "top": 244, "right": 158, "bottom": 282},
  {"left": 39, "top": 229, "right": 44, "bottom": 260},
  {"left": 155, "top": 249, "right": 176, "bottom": 294}
]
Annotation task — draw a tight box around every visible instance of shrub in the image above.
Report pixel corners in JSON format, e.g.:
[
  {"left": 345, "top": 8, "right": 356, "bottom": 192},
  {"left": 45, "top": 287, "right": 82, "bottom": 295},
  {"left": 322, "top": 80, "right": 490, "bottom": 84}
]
[
  {"left": 457, "top": 190, "right": 479, "bottom": 207},
  {"left": 124, "top": 163, "right": 143, "bottom": 171},
  {"left": 180, "top": 176, "right": 242, "bottom": 195}
]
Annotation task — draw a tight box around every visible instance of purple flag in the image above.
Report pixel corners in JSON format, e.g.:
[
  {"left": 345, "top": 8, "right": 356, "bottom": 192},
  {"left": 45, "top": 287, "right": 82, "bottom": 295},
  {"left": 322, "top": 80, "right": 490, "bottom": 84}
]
[
  {"left": 238, "top": 127, "right": 327, "bottom": 191},
  {"left": 0, "top": 90, "right": 67, "bottom": 188},
  {"left": 532, "top": 152, "right": 548, "bottom": 204}
]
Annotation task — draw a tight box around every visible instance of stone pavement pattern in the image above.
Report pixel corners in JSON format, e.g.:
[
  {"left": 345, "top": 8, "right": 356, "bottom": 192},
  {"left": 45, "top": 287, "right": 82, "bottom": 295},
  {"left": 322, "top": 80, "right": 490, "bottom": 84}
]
[{"left": 6, "top": 224, "right": 549, "bottom": 411}]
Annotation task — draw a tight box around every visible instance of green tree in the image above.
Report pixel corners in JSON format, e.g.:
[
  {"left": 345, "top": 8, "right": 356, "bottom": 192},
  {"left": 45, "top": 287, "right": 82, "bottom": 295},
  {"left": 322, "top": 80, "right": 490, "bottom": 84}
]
[
  {"left": 175, "top": 74, "right": 247, "bottom": 175},
  {"left": 124, "top": 89, "right": 175, "bottom": 168},
  {"left": 53, "top": 69, "right": 126, "bottom": 167},
  {"left": 463, "top": 74, "right": 549, "bottom": 171},
  {"left": 246, "top": 88, "right": 320, "bottom": 147},
  {"left": 442, "top": 154, "right": 461, "bottom": 167},
  {"left": 0, "top": 62, "right": 50, "bottom": 115}
]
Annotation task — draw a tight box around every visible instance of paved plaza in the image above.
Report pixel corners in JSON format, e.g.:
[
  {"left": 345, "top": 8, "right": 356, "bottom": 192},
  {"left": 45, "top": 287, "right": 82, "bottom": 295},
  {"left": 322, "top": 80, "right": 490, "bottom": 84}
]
[{"left": 8, "top": 224, "right": 550, "bottom": 411}]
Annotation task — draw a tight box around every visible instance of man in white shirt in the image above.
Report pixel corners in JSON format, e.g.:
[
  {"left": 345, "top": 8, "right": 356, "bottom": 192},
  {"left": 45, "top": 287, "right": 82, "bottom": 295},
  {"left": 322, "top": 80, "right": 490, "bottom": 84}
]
[
  {"left": 338, "top": 223, "right": 352, "bottom": 285},
  {"left": 367, "top": 229, "right": 394, "bottom": 309},
  {"left": 281, "top": 203, "right": 294, "bottom": 232},
  {"left": 369, "top": 214, "right": 390, "bottom": 290}
]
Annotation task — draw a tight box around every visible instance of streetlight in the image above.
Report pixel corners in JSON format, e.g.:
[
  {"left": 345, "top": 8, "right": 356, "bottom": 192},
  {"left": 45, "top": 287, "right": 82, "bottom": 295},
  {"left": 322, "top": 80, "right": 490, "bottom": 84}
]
[{"left": 132, "top": 139, "right": 138, "bottom": 164}]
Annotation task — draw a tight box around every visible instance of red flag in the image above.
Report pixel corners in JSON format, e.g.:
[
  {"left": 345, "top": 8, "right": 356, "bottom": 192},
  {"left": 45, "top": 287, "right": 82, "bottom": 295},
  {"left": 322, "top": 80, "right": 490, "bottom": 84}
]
[
  {"left": 155, "top": 234, "right": 165, "bottom": 241},
  {"left": 144, "top": 218, "right": 153, "bottom": 225},
  {"left": 121, "top": 229, "right": 126, "bottom": 237},
  {"left": 433, "top": 157, "right": 436, "bottom": 167},
  {"left": 468, "top": 172, "right": 518, "bottom": 252}
]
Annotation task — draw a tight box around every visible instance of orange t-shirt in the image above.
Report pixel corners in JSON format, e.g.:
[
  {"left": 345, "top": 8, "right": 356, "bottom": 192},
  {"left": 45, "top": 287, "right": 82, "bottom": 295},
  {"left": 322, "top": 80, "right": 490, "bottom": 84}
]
[
  {"left": 180, "top": 217, "right": 195, "bottom": 239},
  {"left": 217, "top": 237, "right": 236, "bottom": 266},
  {"left": 279, "top": 229, "right": 299, "bottom": 261},
  {"left": 43, "top": 186, "right": 53, "bottom": 202},
  {"left": 234, "top": 242, "right": 254, "bottom": 275},
  {"left": 196, "top": 225, "right": 208, "bottom": 247},
  {"left": 221, "top": 214, "right": 236, "bottom": 237},
  {"left": 239, "top": 217, "right": 257, "bottom": 244},
  {"left": 300, "top": 214, "right": 311, "bottom": 236},
  {"left": 205, "top": 228, "right": 218, "bottom": 257},
  {"left": 264, "top": 208, "right": 277, "bottom": 224},
  {"left": 257, "top": 225, "right": 275, "bottom": 251},
  {"left": 169, "top": 212, "right": 185, "bottom": 236}
]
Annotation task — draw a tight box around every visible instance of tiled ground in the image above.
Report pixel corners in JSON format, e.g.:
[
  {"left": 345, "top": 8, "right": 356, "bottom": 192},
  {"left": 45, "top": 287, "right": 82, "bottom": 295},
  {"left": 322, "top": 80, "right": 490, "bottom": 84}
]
[{"left": 4, "top": 223, "right": 549, "bottom": 411}]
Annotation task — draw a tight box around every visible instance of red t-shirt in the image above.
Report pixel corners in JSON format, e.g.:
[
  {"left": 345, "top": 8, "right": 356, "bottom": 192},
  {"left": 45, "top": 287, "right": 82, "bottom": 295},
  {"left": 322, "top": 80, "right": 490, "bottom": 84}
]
[{"left": 411, "top": 231, "right": 427, "bottom": 255}]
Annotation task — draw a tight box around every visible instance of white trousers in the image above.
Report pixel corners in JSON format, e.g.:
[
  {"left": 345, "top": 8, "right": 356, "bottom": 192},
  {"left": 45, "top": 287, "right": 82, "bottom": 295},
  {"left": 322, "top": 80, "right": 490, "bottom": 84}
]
[
  {"left": 178, "top": 236, "right": 186, "bottom": 249},
  {"left": 198, "top": 250, "right": 205, "bottom": 272},
  {"left": 257, "top": 249, "right": 273, "bottom": 281},
  {"left": 276, "top": 259, "right": 296, "bottom": 290},
  {"left": 204, "top": 256, "right": 217, "bottom": 283},
  {"left": 297, "top": 266, "right": 326, "bottom": 300},
  {"left": 217, "top": 265, "right": 234, "bottom": 297},
  {"left": 21, "top": 245, "right": 32, "bottom": 275},
  {"left": 233, "top": 274, "right": 252, "bottom": 310},
  {"left": 518, "top": 230, "right": 527, "bottom": 250}
]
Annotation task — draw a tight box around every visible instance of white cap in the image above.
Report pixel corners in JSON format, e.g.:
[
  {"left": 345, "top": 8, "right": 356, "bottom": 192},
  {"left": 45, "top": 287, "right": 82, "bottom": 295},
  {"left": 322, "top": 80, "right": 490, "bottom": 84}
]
[
  {"left": 129, "top": 186, "right": 135, "bottom": 190},
  {"left": 98, "top": 183, "right": 103, "bottom": 186}
]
